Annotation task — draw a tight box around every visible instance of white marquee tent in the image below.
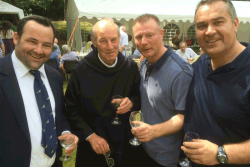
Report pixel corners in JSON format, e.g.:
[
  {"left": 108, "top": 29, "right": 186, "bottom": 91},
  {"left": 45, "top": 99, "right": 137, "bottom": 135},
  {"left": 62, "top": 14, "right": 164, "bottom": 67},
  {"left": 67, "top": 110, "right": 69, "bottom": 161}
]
[
  {"left": 67, "top": 0, "right": 250, "bottom": 51},
  {"left": 0, "top": 1, "right": 24, "bottom": 19}
]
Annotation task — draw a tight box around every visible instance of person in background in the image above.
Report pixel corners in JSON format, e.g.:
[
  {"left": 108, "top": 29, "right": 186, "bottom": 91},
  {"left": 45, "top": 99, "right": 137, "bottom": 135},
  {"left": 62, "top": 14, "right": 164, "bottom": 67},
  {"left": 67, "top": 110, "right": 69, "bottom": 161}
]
[
  {"left": 125, "top": 35, "right": 133, "bottom": 56},
  {"left": 172, "top": 30, "right": 182, "bottom": 49},
  {"left": 132, "top": 13, "right": 193, "bottom": 167},
  {"left": 127, "top": 48, "right": 142, "bottom": 59},
  {"left": 0, "top": 22, "right": 15, "bottom": 55},
  {"left": 0, "top": 15, "right": 78, "bottom": 167},
  {"left": 54, "top": 38, "right": 61, "bottom": 59},
  {"left": 86, "top": 34, "right": 93, "bottom": 52},
  {"left": 176, "top": 42, "right": 198, "bottom": 63},
  {"left": 60, "top": 44, "right": 79, "bottom": 74},
  {"left": 181, "top": 0, "right": 250, "bottom": 166},
  {"left": 0, "top": 35, "right": 5, "bottom": 58},
  {"left": 49, "top": 43, "right": 60, "bottom": 69},
  {"left": 119, "top": 25, "right": 128, "bottom": 56}
]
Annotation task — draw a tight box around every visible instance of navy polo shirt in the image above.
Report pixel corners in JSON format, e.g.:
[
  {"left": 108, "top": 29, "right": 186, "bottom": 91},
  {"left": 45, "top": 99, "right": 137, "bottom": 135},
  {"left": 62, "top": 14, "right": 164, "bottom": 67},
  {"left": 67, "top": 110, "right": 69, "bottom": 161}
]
[
  {"left": 140, "top": 45, "right": 193, "bottom": 166},
  {"left": 184, "top": 42, "right": 250, "bottom": 167}
]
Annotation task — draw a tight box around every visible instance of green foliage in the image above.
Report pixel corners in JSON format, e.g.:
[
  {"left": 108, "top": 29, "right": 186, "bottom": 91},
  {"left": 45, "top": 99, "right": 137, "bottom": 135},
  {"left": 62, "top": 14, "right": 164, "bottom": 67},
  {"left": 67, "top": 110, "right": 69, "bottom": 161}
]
[
  {"left": 52, "top": 21, "right": 93, "bottom": 42},
  {"left": 2, "top": 0, "right": 65, "bottom": 20},
  {"left": 80, "top": 22, "right": 92, "bottom": 32}
]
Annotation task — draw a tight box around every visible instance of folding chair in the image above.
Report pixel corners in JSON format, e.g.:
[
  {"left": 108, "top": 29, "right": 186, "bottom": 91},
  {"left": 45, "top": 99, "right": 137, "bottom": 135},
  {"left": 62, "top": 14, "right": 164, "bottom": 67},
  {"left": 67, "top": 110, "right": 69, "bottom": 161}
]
[
  {"left": 63, "top": 60, "right": 78, "bottom": 81},
  {"left": 45, "top": 59, "right": 59, "bottom": 71}
]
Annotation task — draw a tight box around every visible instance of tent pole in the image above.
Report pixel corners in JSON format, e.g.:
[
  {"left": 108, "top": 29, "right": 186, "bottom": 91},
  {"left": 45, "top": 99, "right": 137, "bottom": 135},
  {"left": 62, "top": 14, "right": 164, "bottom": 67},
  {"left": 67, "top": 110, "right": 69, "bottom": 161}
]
[{"left": 68, "top": 18, "right": 79, "bottom": 49}]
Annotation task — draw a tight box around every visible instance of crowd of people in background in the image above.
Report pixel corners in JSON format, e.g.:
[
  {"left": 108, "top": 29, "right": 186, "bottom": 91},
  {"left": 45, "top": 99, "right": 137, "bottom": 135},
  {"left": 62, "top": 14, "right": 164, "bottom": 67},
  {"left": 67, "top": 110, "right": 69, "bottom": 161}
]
[{"left": 1, "top": 0, "right": 250, "bottom": 167}]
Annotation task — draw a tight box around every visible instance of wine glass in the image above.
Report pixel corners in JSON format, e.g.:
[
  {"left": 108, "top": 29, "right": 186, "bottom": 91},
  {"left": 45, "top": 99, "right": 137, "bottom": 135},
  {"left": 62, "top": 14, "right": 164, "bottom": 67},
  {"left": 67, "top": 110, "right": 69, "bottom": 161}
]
[
  {"left": 59, "top": 135, "right": 75, "bottom": 162},
  {"left": 179, "top": 132, "right": 199, "bottom": 167},
  {"left": 129, "top": 111, "right": 143, "bottom": 146},
  {"left": 111, "top": 95, "right": 123, "bottom": 125}
]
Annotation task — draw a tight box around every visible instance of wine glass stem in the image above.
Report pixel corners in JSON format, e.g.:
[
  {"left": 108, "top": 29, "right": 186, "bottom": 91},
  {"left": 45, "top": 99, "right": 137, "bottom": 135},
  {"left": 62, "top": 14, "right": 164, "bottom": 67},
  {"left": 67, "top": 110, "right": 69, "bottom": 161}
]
[
  {"left": 134, "top": 136, "right": 138, "bottom": 141},
  {"left": 184, "top": 156, "right": 188, "bottom": 162},
  {"left": 115, "top": 112, "right": 118, "bottom": 119},
  {"left": 65, "top": 149, "right": 68, "bottom": 159}
]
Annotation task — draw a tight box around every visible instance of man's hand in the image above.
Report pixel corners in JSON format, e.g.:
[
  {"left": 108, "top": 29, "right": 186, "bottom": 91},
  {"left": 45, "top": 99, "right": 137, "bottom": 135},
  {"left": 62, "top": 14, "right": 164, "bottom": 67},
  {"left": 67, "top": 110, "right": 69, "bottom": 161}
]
[
  {"left": 58, "top": 132, "right": 79, "bottom": 156},
  {"left": 131, "top": 121, "right": 156, "bottom": 142},
  {"left": 88, "top": 133, "right": 110, "bottom": 155},
  {"left": 181, "top": 139, "right": 219, "bottom": 165},
  {"left": 187, "top": 58, "right": 193, "bottom": 63},
  {"left": 117, "top": 97, "right": 133, "bottom": 114},
  {"left": 60, "top": 64, "right": 66, "bottom": 74}
]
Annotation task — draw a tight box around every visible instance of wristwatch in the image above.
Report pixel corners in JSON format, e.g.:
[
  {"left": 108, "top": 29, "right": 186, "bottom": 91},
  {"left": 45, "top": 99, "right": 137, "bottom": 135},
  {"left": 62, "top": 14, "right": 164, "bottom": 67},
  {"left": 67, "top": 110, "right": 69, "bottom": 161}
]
[{"left": 217, "top": 146, "right": 228, "bottom": 164}]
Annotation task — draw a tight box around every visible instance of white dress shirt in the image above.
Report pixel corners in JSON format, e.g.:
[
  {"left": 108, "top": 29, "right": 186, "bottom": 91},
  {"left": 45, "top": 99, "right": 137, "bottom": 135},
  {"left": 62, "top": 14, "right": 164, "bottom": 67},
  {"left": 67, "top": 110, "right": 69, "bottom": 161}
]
[{"left": 12, "top": 51, "right": 56, "bottom": 167}]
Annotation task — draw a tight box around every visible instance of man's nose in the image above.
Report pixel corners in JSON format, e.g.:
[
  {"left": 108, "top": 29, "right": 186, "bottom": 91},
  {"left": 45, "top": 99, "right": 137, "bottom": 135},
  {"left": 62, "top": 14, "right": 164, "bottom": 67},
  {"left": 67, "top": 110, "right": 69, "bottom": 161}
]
[
  {"left": 33, "top": 44, "right": 43, "bottom": 54},
  {"left": 205, "top": 24, "right": 216, "bottom": 36},
  {"left": 107, "top": 41, "right": 114, "bottom": 49},
  {"left": 141, "top": 36, "right": 148, "bottom": 45}
]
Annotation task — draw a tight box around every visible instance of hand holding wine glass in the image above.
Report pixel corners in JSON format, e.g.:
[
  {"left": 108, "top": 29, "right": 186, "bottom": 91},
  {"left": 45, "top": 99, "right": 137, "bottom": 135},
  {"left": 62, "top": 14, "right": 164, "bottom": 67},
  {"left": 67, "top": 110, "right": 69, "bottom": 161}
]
[
  {"left": 179, "top": 132, "right": 199, "bottom": 167},
  {"left": 129, "top": 111, "right": 143, "bottom": 146},
  {"left": 111, "top": 95, "right": 123, "bottom": 125},
  {"left": 59, "top": 135, "right": 75, "bottom": 162}
]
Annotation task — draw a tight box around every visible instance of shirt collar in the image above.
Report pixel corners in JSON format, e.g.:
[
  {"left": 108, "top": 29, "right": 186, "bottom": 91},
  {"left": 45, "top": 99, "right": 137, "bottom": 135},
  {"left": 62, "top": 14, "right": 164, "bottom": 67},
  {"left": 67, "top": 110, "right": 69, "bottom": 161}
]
[
  {"left": 205, "top": 42, "right": 250, "bottom": 71},
  {"left": 146, "top": 45, "right": 172, "bottom": 70},
  {"left": 12, "top": 50, "right": 46, "bottom": 79},
  {"left": 98, "top": 53, "right": 117, "bottom": 68}
]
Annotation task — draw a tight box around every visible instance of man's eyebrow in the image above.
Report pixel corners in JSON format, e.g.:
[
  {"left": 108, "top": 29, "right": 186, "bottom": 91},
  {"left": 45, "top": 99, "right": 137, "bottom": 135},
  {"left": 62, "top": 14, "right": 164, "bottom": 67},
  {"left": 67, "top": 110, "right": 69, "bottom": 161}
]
[
  {"left": 27, "top": 37, "right": 38, "bottom": 41},
  {"left": 212, "top": 16, "right": 225, "bottom": 21},
  {"left": 196, "top": 16, "right": 225, "bottom": 25}
]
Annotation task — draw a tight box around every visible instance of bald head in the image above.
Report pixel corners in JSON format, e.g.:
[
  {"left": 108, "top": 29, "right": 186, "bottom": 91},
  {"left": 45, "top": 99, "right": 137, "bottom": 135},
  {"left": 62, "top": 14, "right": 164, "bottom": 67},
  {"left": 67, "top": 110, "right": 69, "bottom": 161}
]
[
  {"left": 91, "top": 19, "right": 120, "bottom": 42},
  {"left": 120, "top": 25, "right": 127, "bottom": 33},
  {"left": 90, "top": 19, "right": 121, "bottom": 65},
  {"left": 102, "top": 17, "right": 114, "bottom": 22}
]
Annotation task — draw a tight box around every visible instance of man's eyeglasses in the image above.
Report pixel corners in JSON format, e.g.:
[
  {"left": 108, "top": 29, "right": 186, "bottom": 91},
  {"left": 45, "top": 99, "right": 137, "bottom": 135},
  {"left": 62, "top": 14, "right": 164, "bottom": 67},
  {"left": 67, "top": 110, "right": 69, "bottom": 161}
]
[{"left": 105, "top": 151, "right": 114, "bottom": 167}]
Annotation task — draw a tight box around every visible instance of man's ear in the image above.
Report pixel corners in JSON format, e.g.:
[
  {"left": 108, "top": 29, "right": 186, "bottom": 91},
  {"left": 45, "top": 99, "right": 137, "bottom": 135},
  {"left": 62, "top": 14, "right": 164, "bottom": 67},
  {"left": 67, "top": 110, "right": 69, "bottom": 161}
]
[
  {"left": 160, "top": 29, "right": 164, "bottom": 37},
  {"left": 91, "top": 36, "right": 97, "bottom": 47},
  {"left": 233, "top": 17, "right": 239, "bottom": 34},
  {"left": 13, "top": 32, "right": 19, "bottom": 45}
]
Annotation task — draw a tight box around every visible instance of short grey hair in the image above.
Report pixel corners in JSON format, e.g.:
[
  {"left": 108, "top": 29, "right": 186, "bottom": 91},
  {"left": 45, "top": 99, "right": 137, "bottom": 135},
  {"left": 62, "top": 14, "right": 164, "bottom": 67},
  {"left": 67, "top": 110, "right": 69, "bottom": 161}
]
[
  {"left": 62, "top": 44, "right": 70, "bottom": 53},
  {"left": 179, "top": 42, "right": 187, "bottom": 46},
  {"left": 195, "top": 0, "right": 237, "bottom": 22},
  {"left": 133, "top": 13, "right": 162, "bottom": 31},
  {"left": 52, "top": 43, "right": 58, "bottom": 52},
  {"left": 90, "top": 20, "right": 120, "bottom": 42}
]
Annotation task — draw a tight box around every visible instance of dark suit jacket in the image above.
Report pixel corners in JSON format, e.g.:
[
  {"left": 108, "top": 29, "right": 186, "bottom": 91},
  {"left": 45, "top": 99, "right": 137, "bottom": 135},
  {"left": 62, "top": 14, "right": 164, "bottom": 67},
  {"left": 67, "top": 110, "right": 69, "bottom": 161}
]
[{"left": 0, "top": 54, "right": 71, "bottom": 167}]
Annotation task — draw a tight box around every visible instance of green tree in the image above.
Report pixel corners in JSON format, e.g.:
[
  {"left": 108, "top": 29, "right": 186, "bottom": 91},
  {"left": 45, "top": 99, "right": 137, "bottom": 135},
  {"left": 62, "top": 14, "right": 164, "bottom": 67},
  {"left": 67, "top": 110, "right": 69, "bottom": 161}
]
[{"left": 2, "top": 0, "right": 65, "bottom": 21}]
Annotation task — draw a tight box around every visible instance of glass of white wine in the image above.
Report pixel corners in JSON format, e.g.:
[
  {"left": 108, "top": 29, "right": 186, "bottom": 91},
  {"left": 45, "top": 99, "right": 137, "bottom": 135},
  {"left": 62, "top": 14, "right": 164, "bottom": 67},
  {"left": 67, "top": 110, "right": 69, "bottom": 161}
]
[
  {"left": 59, "top": 135, "right": 74, "bottom": 162},
  {"left": 129, "top": 111, "right": 143, "bottom": 146},
  {"left": 179, "top": 132, "right": 199, "bottom": 167}
]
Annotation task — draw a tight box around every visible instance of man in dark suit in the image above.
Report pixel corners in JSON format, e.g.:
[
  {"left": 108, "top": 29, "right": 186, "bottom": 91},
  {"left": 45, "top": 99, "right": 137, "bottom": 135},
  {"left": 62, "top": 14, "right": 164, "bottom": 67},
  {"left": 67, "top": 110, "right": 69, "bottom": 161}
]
[{"left": 0, "top": 15, "right": 78, "bottom": 167}]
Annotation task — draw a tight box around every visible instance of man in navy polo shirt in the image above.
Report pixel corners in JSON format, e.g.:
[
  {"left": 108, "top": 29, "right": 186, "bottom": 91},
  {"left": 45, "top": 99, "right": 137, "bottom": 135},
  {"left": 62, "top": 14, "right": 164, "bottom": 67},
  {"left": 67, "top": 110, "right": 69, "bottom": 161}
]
[
  {"left": 181, "top": 0, "right": 250, "bottom": 166},
  {"left": 131, "top": 14, "right": 193, "bottom": 167}
]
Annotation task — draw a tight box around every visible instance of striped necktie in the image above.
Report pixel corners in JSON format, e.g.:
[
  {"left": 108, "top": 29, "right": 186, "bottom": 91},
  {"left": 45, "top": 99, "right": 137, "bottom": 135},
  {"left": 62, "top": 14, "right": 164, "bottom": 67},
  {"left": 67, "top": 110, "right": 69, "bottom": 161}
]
[{"left": 30, "top": 70, "right": 58, "bottom": 158}]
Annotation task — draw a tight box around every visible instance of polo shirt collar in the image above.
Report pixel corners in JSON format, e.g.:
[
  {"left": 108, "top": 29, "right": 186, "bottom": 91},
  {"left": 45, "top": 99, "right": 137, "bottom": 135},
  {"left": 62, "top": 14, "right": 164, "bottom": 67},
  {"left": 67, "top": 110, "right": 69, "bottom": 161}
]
[
  {"left": 205, "top": 42, "right": 250, "bottom": 72},
  {"left": 146, "top": 45, "right": 172, "bottom": 70}
]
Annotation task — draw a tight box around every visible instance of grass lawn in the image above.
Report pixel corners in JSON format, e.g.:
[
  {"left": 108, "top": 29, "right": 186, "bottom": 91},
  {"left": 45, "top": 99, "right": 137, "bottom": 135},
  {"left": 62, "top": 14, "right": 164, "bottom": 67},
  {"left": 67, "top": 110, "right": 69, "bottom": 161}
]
[
  {"left": 62, "top": 148, "right": 76, "bottom": 167},
  {"left": 63, "top": 80, "right": 76, "bottom": 167}
]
